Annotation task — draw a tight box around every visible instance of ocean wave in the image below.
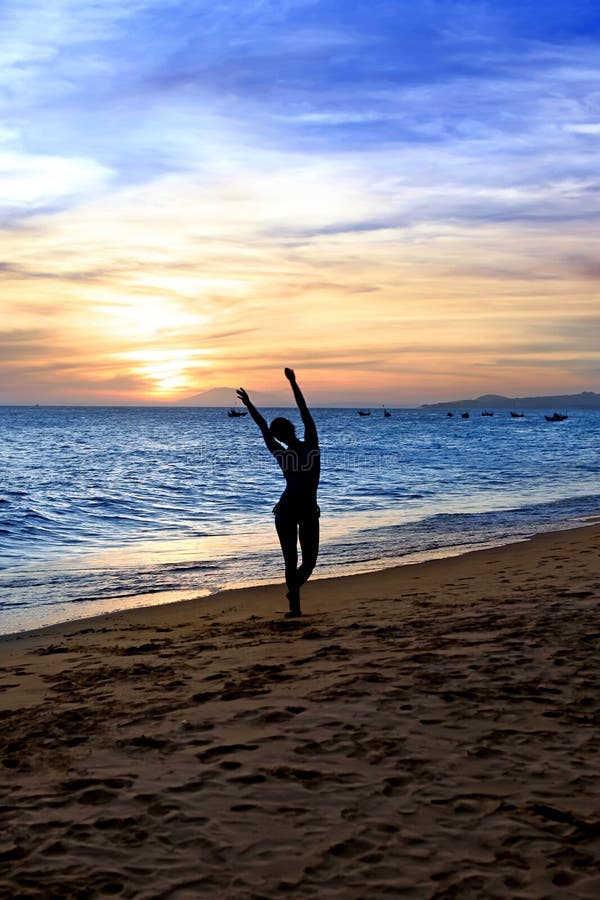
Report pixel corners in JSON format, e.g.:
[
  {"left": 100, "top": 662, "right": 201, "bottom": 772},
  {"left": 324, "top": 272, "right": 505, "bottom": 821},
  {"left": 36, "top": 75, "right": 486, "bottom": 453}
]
[{"left": 1, "top": 405, "right": 598, "bottom": 633}]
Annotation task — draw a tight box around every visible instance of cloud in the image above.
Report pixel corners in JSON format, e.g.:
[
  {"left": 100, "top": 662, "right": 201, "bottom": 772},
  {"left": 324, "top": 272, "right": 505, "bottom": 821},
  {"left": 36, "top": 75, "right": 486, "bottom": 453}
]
[
  {"left": 1, "top": 1, "right": 600, "bottom": 401},
  {"left": 3, "top": 1, "right": 600, "bottom": 237},
  {"left": 564, "top": 123, "right": 600, "bottom": 135},
  {"left": 0, "top": 328, "right": 56, "bottom": 361},
  {"left": 536, "top": 316, "right": 600, "bottom": 341},
  {"left": 0, "top": 149, "right": 113, "bottom": 223},
  {"left": 561, "top": 255, "right": 600, "bottom": 280},
  {"left": 0, "top": 261, "right": 111, "bottom": 282}
]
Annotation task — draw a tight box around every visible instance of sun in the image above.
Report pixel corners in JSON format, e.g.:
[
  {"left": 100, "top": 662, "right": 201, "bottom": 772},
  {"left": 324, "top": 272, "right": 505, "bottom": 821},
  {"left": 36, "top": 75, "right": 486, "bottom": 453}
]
[{"left": 123, "top": 348, "right": 209, "bottom": 398}]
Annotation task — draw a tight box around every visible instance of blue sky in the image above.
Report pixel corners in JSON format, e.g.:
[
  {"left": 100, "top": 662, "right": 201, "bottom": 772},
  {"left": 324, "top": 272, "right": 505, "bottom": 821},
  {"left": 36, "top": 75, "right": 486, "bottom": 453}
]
[
  {"left": 1, "top": 0, "right": 599, "bottom": 402},
  {"left": 5, "top": 0, "right": 600, "bottom": 191}
]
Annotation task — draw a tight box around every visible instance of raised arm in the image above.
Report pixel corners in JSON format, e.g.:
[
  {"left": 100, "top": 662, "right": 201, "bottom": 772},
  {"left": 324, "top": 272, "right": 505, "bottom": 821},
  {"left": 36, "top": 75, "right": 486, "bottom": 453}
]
[
  {"left": 284, "top": 368, "right": 317, "bottom": 446},
  {"left": 236, "top": 388, "right": 280, "bottom": 455}
]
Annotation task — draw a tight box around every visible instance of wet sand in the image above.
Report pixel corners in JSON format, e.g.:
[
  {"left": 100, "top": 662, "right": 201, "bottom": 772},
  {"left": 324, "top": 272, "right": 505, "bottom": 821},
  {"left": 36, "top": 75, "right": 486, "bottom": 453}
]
[{"left": 1, "top": 523, "right": 599, "bottom": 899}]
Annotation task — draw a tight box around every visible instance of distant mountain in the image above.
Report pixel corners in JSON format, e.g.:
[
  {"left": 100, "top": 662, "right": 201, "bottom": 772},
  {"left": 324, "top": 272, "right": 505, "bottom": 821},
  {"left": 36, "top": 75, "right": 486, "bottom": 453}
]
[
  {"left": 421, "top": 391, "right": 600, "bottom": 410},
  {"left": 176, "top": 387, "right": 600, "bottom": 409},
  {"left": 177, "top": 387, "right": 291, "bottom": 407}
]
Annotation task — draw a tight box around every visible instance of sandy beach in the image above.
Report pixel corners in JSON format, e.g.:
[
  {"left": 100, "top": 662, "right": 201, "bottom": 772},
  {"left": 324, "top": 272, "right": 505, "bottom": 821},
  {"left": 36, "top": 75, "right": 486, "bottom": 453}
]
[{"left": 1, "top": 523, "right": 599, "bottom": 899}]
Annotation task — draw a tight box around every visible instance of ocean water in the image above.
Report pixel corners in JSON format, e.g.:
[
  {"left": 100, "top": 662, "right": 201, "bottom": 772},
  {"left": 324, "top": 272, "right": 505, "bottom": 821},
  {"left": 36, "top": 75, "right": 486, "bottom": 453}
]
[{"left": 1, "top": 405, "right": 598, "bottom": 635}]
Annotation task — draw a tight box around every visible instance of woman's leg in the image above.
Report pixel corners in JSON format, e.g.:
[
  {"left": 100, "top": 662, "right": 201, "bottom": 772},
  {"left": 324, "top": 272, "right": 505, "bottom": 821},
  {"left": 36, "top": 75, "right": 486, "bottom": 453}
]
[
  {"left": 275, "top": 509, "right": 300, "bottom": 612},
  {"left": 297, "top": 512, "right": 320, "bottom": 588}
]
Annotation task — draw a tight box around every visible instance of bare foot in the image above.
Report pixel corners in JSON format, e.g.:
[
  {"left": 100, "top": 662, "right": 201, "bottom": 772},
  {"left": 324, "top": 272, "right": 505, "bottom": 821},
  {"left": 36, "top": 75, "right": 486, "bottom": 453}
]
[{"left": 286, "top": 588, "right": 300, "bottom": 613}]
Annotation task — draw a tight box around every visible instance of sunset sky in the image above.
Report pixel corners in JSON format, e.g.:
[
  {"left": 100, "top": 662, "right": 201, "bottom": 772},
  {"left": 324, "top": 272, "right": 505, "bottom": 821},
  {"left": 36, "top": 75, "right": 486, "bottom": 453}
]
[{"left": 2, "top": 0, "right": 599, "bottom": 405}]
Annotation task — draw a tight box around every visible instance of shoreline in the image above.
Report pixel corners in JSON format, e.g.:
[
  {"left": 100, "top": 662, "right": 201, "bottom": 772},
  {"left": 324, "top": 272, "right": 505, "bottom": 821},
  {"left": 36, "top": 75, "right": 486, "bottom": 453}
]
[
  {"left": 1, "top": 522, "right": 599, "bottom": 897},
  {"left": 2, "top": 518, "right": 598, "bottom": 643},
  {"left": 14, "top": 527, "right": 600, "bottom": 653}
]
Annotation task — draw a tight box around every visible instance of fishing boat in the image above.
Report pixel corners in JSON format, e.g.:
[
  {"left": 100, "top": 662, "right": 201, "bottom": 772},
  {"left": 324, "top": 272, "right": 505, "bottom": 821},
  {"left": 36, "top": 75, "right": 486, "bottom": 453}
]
[
  {"left": 510, "top": 412, "right": 524, "bottom": 418},
  {"left": 481, "top": 411, "right": 494, "bottom": 416},
  {"left": 461, "top": 412, "right": 470, "bottom": 419},
  {"left": 544, "top": 412, "right": 568, "bottom": 422},
  {"left": 227, "top": 409, "right": 248, "bottom": 418},
  {"left": 357, "top": 410, "right": 371, "bottom": 417}
]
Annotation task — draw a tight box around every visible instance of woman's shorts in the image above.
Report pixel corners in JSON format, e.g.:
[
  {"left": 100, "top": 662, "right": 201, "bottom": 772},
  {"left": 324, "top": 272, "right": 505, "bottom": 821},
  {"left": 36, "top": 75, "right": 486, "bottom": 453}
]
[{"left": 273, "top": 502, "right": 320, "bottom": 522}]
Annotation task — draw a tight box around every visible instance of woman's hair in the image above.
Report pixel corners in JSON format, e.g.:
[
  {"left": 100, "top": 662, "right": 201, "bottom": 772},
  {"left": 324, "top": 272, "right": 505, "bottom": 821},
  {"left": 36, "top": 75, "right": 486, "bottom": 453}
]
[{"left": 270, "top": 417, "right": 296, "bottom": 445}]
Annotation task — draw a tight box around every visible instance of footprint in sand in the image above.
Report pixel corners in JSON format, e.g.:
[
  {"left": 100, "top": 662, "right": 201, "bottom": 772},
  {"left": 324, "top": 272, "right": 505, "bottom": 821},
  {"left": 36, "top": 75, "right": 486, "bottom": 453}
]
[
  {"left": 118, "top": 735, "right": 171, "bottom": 751},
  {"left": 61, "top": 776, "right": 135, "bottom": 806},
  {"left": 327, "top": 837, "right": 374, "bottom": 859},
  {"left": 196, "top": 743, "right": 259, "bottom": 763},
  {"left": 34, "top": 644, "right": 71, "bottom": 656},
  {"left": 260, "top": 705, "right": 306, "bottom": 723},
  {"left": 122, "top": 640, "right": 172, "bottom": 655},
  {"left": 228, "top": 773, "right": 267, "bottom": 785}
]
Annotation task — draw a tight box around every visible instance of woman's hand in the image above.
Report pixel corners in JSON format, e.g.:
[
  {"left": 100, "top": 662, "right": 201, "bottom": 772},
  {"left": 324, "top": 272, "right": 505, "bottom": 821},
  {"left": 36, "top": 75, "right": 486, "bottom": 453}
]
[
  {"left": 284, "top": 368, "right": 296, "bottom": 383},
  {"left": 236, "top": 388, "right": 250, "bottom": 406}
]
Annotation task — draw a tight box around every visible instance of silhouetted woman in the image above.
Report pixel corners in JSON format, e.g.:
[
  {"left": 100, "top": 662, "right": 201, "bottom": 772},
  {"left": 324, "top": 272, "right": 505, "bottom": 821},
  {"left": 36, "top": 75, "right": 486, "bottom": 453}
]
[{"left": 237, "top": 368, "right": 320, "bottom": 617}]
